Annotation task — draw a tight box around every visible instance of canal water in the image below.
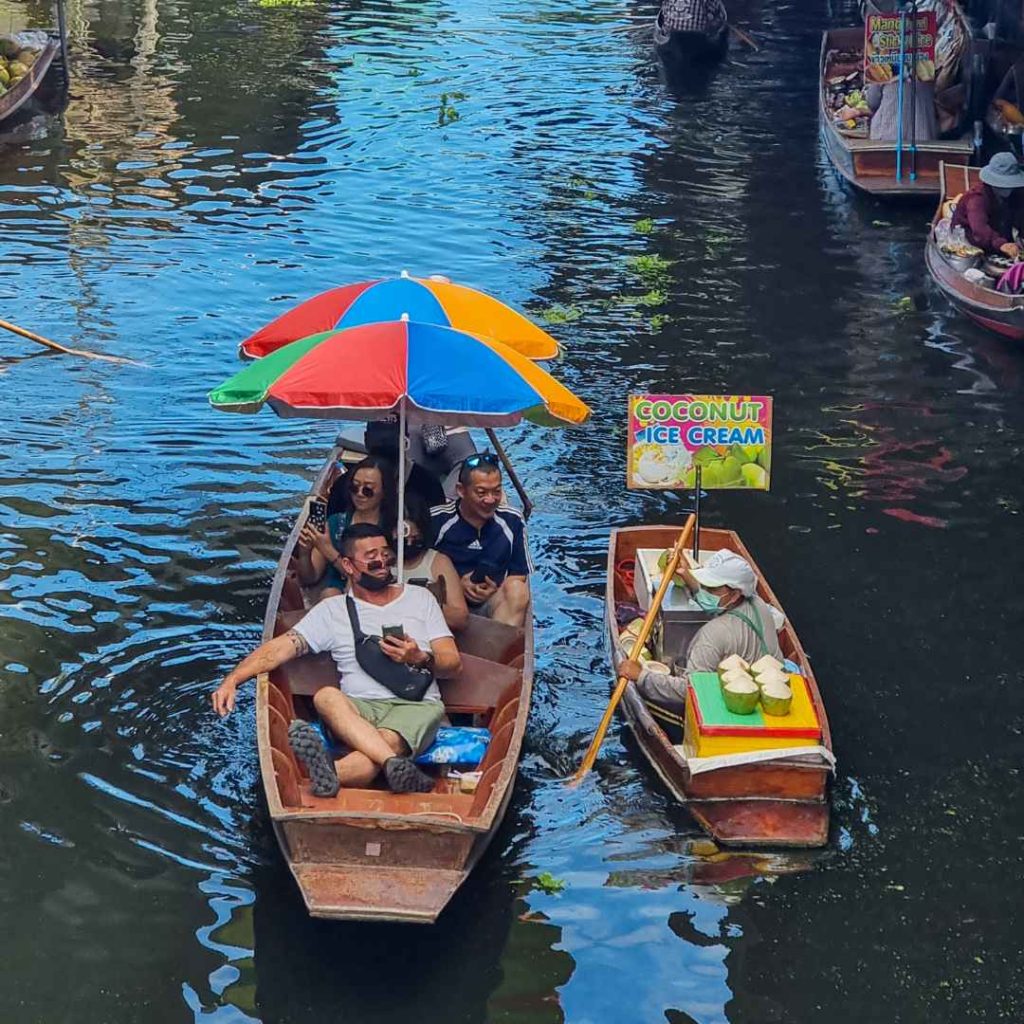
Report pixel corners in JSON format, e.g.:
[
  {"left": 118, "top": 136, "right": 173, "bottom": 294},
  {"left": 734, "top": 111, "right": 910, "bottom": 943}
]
[{"left": 1, "top": 0, "right": 1022, "bottom": 1019}]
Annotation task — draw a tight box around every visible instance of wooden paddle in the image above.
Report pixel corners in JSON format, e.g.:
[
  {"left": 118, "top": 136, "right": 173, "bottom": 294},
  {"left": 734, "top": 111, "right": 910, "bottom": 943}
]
[
  {"left": 0, "top": 317, "right": 139, "bottom": 365},
  {"left": 571, "top": 513, "right": 696, "bottom": 784},
  {"left": 729, "top": 25, "right": 759, "bottom": 52}
]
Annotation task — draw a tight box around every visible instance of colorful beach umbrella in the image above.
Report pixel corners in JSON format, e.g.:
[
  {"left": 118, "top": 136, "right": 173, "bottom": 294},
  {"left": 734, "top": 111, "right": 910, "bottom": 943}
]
[
  {"left": 238, "top": 273, "right": 561, "bottom": 361},
  {"left": 211, "top": 319, "right": 589, "bottom": 427}
]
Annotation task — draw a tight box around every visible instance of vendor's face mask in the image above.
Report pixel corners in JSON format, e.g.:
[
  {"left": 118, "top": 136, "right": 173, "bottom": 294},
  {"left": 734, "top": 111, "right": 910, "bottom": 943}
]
[
  {"left": 995, "top": 187, "right": 1013, "bottom": 199},
  {"left": 694, "top": 588, "right": 723, "bottom": 613}
]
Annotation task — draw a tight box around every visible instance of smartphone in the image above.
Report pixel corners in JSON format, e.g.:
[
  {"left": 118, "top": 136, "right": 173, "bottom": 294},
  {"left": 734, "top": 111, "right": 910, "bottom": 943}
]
[
  {"left": 307, "top": 497, "right": 327, "bottom": 531},
  {"left": 381, "top": 624, "right": 405, "bottom": 641},
  {"left": 470, "top": 563, "right": 495, "bottom": 585}
]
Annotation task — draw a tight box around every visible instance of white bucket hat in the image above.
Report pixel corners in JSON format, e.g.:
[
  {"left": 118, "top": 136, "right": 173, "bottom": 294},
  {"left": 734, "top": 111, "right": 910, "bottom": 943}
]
[
  {"left": 690, "top": 549, "right": 757, "bottom": 598},
  {"left": 980, "top": 151, "right": 1024, "bottom": 189}
]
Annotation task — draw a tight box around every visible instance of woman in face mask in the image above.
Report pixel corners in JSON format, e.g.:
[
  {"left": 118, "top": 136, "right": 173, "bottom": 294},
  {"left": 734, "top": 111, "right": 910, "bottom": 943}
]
[
  {"left": 395, "top": 495, "right": 469, "bottom": 632},
  {"left": 950, "top": 151, "right": 1024, "bottom": 258}
]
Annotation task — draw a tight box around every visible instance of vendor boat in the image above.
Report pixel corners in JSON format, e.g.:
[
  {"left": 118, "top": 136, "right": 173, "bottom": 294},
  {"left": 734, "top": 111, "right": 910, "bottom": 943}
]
[
  {"left": 819, "top": 27, "right": 973, "bottom": 198},
  {"left": 606, "top": 525, "right": 832, "bottom": 848},
  {"left": 653, "top": 15, "right": 728, "bottom": 69},
  {"left": 925, "top": 162, "right": 1024, "bottom": 341},
  {"left": 256, "top": 440, "right": 533, "bottom": 923},
  {"left": 0, "top": 32, "right": 60, "bottom": 128}
]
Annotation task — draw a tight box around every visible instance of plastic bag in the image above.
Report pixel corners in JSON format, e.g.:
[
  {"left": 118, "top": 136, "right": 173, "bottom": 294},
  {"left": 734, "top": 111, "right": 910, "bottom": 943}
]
[{"left": 415, "top": 726, "right": 490, "bottom": 765}]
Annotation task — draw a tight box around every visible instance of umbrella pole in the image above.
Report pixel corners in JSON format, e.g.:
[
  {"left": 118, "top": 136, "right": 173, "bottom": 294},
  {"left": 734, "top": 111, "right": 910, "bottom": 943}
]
[{"left": 397, "top": 400, "right": 406, "bottom": 585}]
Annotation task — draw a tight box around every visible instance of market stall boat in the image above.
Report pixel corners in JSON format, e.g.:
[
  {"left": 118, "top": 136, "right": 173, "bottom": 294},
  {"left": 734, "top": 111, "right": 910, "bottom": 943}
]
[
  {"left": 0, "top": 33, "right": 60, "bottom": 127},
  {"left": 605, "top": 525, "right": 832, "bottom": 848},
  {"left": 819, "top": 27, "right": 973, "bottom": 197},
  {"left": 925, "top": 162, "right": 1024, "bottom": 340},
  {"left": 256, "top": 442, "right": 534, "bottom": 923}
]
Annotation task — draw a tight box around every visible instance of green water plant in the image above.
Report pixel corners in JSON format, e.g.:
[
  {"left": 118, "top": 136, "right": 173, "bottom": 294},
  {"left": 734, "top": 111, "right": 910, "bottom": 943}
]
[
  {"left": 535, "top": 872, "right": 567, "bottom": 894},
  {"left": 633, "top": 218, "right": 655, "bottom": 234},
  {"left": 539, "top": 305, "right": 583, "bottom": 325},
  {"left": 437, "top": 91, "right": 467, "bottom": 126},
  {"left": 627, "top": 253, "right": 674, "bottom": 282}
]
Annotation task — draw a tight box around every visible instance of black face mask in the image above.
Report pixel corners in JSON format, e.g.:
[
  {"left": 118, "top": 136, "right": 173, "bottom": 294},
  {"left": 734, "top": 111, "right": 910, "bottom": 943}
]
[
  {"left": 356, "top": 559, "right": 394, "bottom": 592},
  {"left": 403, "top": 540, "right": 426, "bottom": 560}
]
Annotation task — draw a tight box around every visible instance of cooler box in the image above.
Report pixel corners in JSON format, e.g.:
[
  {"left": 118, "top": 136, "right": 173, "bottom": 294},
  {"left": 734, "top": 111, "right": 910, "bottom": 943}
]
[
  {"left": 634, "top": 547, "right": 716, "bottom": 662},
  {"left": 684, "top": 672, "right": 821, "bottom": 759}
]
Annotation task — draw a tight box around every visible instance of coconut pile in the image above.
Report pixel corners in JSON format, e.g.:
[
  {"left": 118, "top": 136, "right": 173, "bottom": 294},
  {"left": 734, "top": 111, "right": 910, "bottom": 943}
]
[
  {"left": 717, "top": 654, "right": 793, "bottom": 716},
  {"left": 0, "top": 37, "right": 43, "bottom": 96}
]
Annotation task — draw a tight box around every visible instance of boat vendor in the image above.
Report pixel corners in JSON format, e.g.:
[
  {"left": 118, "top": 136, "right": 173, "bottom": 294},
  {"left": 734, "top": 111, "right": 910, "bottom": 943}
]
[
  {"left": 657, "top": 0, "right": 727, "bottom": 38},
  {"left": 950, "top": 151, "right": 1024, "bottom": 258},
  {"left": 430, "top": 453, "right": 530, "bottom": 628},
  {"left": 211, "top": 523, "right": 461, "bottom": 796},
  {"left": 619, "top": 550, "right": 782, "bottom": 734}
]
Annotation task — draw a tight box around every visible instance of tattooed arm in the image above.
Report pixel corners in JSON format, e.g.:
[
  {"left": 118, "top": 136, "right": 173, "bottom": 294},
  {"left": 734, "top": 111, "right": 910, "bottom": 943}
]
[{"left": 211, "top": 629, "right": 309, "bottom": 717}]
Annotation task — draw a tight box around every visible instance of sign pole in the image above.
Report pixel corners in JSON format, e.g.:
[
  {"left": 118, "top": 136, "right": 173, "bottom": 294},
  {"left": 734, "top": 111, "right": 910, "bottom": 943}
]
[
  {"left": 895, "top": 7, "right": 907, "bottom": 183},
  {"left": 909, "top": 1, "right": 918, "bottom": 182},
  {"left": 692, "top": 464, "right": 702, "bottom": 561}
]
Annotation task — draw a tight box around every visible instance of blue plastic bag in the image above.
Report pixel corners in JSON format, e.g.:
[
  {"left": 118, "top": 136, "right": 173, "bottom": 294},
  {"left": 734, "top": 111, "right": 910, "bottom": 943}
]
[{"left": 415, "top": 726, "right": 491, "bottom": 766}]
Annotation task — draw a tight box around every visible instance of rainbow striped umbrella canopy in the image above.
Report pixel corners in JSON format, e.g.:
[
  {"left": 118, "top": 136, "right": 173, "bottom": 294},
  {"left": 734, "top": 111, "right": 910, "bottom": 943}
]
[
  {"left": 239, "top": 274, "right": 560, "bottom": 361},
  {"left": 210, "top": 320, "right": 589, "bottom": 427}
]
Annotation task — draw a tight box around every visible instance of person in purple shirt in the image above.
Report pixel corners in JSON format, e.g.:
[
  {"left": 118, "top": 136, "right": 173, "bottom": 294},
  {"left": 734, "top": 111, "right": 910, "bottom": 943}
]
[{"left": 950, "top": 151, "right": 1024, "bottom": 258}]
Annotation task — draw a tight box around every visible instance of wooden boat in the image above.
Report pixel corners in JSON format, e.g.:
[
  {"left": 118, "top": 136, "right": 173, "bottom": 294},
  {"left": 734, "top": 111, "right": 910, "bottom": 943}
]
[
  {"left": 819, "top": 27, "right": 972, "bottom": 198},
  {"left": 925, "top": 162, "right": 1024, "bottom": 341},
  {"left": 653, "top": 15, "right": 728, "bottom": 68},
  {"left": 255, "top": 445, "right": 533, "bottom": 923},
  {"left": 0, "top": 34, "right": 60, "bottom": 127},
  {"left": 606, "top": 525, "right": 832, "bottom": 848}
]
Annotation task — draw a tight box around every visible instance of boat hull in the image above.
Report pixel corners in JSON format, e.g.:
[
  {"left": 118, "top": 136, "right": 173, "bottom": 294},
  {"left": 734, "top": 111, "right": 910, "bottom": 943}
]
[
  {"left": 0, "top": 36, "right": 59, "bottom": 125},
  {"left": 654, "top": 19, "right": 728, "bottom": 67},
  {"left": 256, "top": 446, "right": 534, "bottom": 922},
  {"left": 606, "top": 525, "right": 832, "bottom": 848}
]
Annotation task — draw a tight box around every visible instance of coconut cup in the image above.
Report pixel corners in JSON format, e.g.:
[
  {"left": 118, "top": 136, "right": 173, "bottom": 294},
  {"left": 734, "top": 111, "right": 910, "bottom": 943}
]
[
  {"left": 722, "top": 679, "right": 760, "bottom": 715},
  {"left": 759, "top": 680, "right": 793, "bottom": 716},
  {"left": 749, "top": 654, "right": 784, "bottom": 677}
]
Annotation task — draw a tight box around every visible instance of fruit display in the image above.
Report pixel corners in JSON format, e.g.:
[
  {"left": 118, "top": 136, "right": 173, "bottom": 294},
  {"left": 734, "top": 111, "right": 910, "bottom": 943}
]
[
  {"left": 718, "top": 654, "right": 795, "bottom": 717},
  {"left": 826, "top": 51, "right": 870, "bottom": 136},
  {"left": 0, "top": 39, "right": 40, "bottom": 96}
]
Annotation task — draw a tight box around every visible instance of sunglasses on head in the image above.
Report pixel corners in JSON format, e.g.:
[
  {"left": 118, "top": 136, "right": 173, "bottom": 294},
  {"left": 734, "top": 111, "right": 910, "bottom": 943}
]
[
  {"left": 349, "top": 481, "right": 377, "bottom": 498},
  {"left": 463, "top": 452, "right": 500, "bottom": 470}
]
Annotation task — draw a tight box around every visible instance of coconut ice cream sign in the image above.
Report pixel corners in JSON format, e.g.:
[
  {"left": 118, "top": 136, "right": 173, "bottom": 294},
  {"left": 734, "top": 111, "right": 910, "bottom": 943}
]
[{"left": 627, "top": 394, "right": 772, "bottom": 490}]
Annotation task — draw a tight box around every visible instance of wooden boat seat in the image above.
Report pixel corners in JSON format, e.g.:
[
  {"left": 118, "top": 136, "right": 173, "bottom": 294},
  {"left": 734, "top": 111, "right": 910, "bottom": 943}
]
[
  {"left": 437, "top": 655, "right": 521, "bottom": 714},
  {"left": 274, "top": 649, "right": 520, "bottom": 712}
]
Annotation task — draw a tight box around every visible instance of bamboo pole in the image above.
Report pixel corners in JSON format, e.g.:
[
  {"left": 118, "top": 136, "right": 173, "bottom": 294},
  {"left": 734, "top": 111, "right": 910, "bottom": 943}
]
[
  {"left": 0, "top": 317, "right": 139, "bottom": 364},
  {"left": 570, "top": 513, "right": 696, "bottom": 784},
  {"left": 485, "top": 427, "right": 533, "bottom": 520},
  {"left": 728, "top": 25, "right": 759, "bottom": 51}
]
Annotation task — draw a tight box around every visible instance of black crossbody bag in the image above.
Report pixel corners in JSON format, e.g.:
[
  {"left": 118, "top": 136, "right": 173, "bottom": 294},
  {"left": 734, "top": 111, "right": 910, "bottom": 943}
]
[{"left": 345, "top": 597, "right": 433, "bottom": 702}]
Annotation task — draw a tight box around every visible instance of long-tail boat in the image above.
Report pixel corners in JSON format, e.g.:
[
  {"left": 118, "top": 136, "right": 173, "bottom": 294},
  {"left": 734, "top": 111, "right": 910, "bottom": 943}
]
[
  {"left": 256, "top": 444, "right": 533, "bottom": 923},
  {"left": 0, "top": 32, "right": 60, "bottom": 127},
  {"left": 925, "top": 162, "right": 1024, "bottom": 341},
  {"left": 606, "top": 525, "right": 832, "bottom": 848},
  {"left": 819, "top": 27, "right": 972, "bottom": 198}
]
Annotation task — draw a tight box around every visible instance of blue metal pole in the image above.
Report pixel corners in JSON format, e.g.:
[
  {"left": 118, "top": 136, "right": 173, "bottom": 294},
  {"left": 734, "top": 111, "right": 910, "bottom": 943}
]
[{"left": 896, "top": 8, "right": 907, "bottom": 182}]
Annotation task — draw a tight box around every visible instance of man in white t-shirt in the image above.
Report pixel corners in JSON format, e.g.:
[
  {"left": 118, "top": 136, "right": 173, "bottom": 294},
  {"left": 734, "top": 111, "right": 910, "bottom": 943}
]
[{"left": 212, "top": 523, "right": 462, "bottom": 796}]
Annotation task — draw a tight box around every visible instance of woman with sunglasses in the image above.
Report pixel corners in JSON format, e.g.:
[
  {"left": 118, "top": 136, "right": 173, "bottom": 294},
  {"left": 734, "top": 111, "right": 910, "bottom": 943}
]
[
  {"left": 396, "top": 494, "right": 469, "bottom": 632},
  {"left": 297, "top": 456, "right": 397, "bottom": 598}
]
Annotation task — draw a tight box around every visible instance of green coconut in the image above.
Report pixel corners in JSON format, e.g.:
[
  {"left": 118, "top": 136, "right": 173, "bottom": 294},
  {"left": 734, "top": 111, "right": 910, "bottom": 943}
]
[
  {"left": 754, "top": 667, "right": 790, "bottom": 692},
  {"left": 722, "top": 676, "right": 760, "bottom": 715},
  {"left": 759, "top": 679, "right": 793, "bottom": 716},
  {"left": 749, "top": 654, "right": 784, "bottom": 677}
]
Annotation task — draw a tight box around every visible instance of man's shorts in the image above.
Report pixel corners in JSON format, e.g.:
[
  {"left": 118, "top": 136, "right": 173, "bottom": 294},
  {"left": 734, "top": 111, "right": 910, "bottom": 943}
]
[{"left": 349, "top": 696, "right": 444, "bottom": 756}]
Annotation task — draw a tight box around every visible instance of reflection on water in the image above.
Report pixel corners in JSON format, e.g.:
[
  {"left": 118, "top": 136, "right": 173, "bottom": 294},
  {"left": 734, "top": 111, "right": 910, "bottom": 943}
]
[{"left": 1, "top": 0, "right": 1023, "bottom": 1019}]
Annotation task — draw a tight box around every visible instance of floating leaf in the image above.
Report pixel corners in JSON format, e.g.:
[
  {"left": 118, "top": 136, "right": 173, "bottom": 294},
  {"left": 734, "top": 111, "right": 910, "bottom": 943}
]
[
  {"left": 893, "top": 296, "right": 915, "bottom": 314},
  {"left": 539, "top": 305, "right": 583, "bottom": 325},
  {"left": 535, "top": 872, "right": 566, "bottom": 894},
  {"left": 627, "top": 253, "right": 674, "bottom": 281},
  {"left": 633, "top": 218, "right": 655, "bottom": 234}
]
